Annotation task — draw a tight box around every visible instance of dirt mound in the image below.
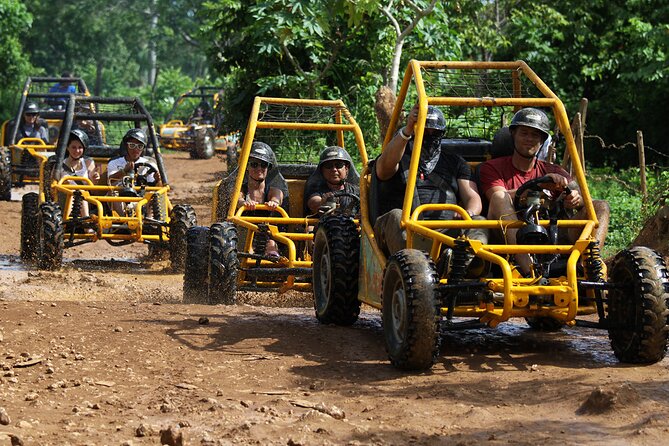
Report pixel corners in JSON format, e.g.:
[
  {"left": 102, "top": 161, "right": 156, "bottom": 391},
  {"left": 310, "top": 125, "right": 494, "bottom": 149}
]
[{"left": 633, "top": 205, "right": 669, "bottom": 258}]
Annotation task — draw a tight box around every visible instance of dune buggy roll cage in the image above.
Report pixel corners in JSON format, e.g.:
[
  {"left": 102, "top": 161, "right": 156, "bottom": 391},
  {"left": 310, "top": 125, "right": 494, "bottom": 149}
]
[{"left": 359, "top": 60, "right": 602, "bottom": 327}]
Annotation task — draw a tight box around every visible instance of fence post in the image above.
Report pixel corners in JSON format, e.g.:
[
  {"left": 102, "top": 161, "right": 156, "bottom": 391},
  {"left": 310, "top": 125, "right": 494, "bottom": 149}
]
[
  {"left": 637, "top": 130, "right": 647, "bottom": 200},
  {"left": 578, "top": 98, "right": 588, "bottom": 170}
]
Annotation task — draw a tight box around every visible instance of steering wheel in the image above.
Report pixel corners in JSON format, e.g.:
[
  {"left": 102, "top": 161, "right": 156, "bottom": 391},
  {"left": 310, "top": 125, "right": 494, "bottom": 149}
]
[
  {"left": 319, "top": 190, "right": 361, "bottom": 217},
  {"left": 512, "top": 175, "right": 566, "bottom": 214},
  {"left": 133, "top": 162, "right": 160, "bottom": 187}
]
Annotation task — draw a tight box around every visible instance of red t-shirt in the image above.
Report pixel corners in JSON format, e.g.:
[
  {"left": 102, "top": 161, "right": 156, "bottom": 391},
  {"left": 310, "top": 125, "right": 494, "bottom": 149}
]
[{"left": 479, "top": 156, "right": 571, "bottom": 195}]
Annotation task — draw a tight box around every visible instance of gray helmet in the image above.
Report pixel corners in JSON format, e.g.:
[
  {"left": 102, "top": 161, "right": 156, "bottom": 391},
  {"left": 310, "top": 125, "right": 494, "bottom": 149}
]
[
  {"left": 120, "top": 128, "right": 148, "bottom": 156},
  {"left": 509, "top": 108, "right": 550, "bottom": 141},
  {"left": 68, "top": 129, "right": 89, "bottom": 153},
  {"left": 249, "top": 141, "right": 275, "bottom": 168},
  {"left": 425, "top": 106, "right": 446, "bottom": 132},
  {"left": 318, "top": 146, "right": 351, "bottom": 169},
  {"left": 24, "top": 102, "right": 40, "bottom": 114}
]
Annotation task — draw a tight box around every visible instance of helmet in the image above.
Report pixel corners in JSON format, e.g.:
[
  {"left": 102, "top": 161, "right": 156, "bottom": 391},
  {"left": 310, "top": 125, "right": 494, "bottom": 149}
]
[
  {"left": 24, "top": 102, "right": 40, "bottom": 114},
  {"left": 249, "top": 141, "right": 275, "bottom": 168},
  {"left": 120, "top": 128, "right": 148, "bottom": 156},
  {"left": 318, "top": 146, "right": 351, "bottom": 169},
  {"left": 509, "top": 108, "right": 550, "bottom": 141},
  {"left": 68, "top": 129, "right": 89, "bottom": 153},
  {"left": 425, "top": 106, "right": 446, "bottom": 132}
]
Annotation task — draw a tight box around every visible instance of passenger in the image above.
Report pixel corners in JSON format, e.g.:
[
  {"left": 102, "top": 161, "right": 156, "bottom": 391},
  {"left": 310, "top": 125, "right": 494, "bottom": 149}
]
[
  {"left": 305, "top": 146, "right": 360, "bottom": 216},
  {"left": 47, "top": 72, "right": 77, "bottom": 109},
  {"left": 14, "top": 102, "right": 49, "bottom": 143},
  {"left": 479, "top": 107, "right": 610, "bottom": 274},
  {"left": 72, "top": 103, "right": 103, "bottom": 146},
  {"left": 373, "top": 104, "right": 488, "bottom": 256},
  {"left": 237, "top": 141, "right": 283, "bottom": 258},
  {"left": 56, "top": 129, "right": 100, "bottom": 220}
]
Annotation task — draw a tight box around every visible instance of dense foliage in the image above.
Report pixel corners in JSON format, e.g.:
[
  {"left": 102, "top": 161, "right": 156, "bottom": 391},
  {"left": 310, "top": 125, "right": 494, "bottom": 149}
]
[{"left": 1, "top": 0, "right": 667, "bottom": 251}]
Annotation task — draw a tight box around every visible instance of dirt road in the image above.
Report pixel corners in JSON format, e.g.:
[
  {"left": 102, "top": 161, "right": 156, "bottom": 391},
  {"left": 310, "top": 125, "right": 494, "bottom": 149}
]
[{"left": 1, "top": 153, "right": 668, "bottom": 446}]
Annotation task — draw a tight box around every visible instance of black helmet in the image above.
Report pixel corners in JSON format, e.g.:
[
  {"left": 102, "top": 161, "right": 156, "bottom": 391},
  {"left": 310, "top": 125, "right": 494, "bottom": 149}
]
[
  {"left": 425, "top": 106, "right": 446, "bottom": 132},
  {"left": 68, "top": 129, "right": 89, "bottom": 153},
  {"left": 509, "top": 108, "right": 550, "bottom": 141},
  {"left": 249, "top": 141, "right": 275, "bottom": 168},
  {"left": 120, "top": 128, "right": 148, "bottom": 156},
  {"left": 318, "top": 146, "right": 351, "bottom": 169},
  {"left": 24, "top": 102, "right": 40, "bottom": 114}
]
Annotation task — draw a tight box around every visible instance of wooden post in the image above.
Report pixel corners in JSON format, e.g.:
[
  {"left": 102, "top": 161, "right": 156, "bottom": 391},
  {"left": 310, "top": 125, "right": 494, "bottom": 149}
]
[
  {"left": 578, "top": 98, "right": 588, "bottom": 169},
  {"left": 563, "top": 112, "right": 581, "bottom": 176},
  {"left": 637, "top": 130, "right": 647, "bottom": 200}
]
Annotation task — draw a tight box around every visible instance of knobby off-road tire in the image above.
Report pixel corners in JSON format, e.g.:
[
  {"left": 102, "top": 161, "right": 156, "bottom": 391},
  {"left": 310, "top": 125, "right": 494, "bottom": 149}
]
[
  {"left": 183, "top": 226, "right": 211, "bottom": 304},
  {"left": 382, "top": 249, "right": 441, "bottom": 371},
  {"left": 0, "top": 149, "right": 11, "bottom": 201},
  {"left": 192, "top": 129, "right": 215, "bottom": 159},
  {"left": 38, "top": 202, "right": 64, "bottom": 270},
  {"left": 525, "top": 317, "right": 564, "bottom": 332},
  {"left": 20, "top": 192, "right": 40, "bottom": 263},
  {"left": 169, "top": 204, "right": 197, "bottom": 272},
  {"left": 312, "top": 214, "right": 361, "bottom": 325},
  {"left": 608, "top": 246, "right": 669, "bottom": 364},
  {"left": 209, "top": 222, "right": 239, "bottom": 305}
]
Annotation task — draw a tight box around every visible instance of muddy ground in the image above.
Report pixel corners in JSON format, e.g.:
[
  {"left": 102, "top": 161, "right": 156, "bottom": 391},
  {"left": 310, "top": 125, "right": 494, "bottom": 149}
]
[{"left": 1, "top": 153, "right": 668, "bottom": 446}]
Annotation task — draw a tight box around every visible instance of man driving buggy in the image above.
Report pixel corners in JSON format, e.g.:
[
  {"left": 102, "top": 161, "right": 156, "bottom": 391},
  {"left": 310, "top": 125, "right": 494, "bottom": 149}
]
[
  {"left": 373, "top": 104, "right": 488, "bottom": 256},
  {"left": 479, "top": 107, "right": 610, "bottom": 275}
]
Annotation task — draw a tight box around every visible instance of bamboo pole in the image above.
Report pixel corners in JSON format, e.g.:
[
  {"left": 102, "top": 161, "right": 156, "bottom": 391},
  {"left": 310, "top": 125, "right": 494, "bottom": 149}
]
[{"left": 637, "top": 130, "right": 647, "bottom": 200}]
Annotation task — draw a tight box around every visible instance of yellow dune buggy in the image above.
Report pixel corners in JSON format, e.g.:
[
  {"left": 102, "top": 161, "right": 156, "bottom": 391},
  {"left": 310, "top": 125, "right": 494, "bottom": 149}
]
[
  {"left": 1, "top": 76, "right": 90, "bottom": 201},
  {"left": 182, "top": 97, "right": 368, "bottom": 304},
  {"left": 158, "top": 86, "right": 239, "bottom": 164},
  {"left": 312, "top": 60, "right": 669, "bottom": 370},
  {"left": 20, "top": 95, "right": 196, "bottom": 271}
]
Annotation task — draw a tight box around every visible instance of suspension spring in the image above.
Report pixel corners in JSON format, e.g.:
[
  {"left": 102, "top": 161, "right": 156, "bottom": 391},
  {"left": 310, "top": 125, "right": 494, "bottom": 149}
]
[
  {"left": 253, "top": 223, "right": 270, "bottom": 260},
  {"left": 584, "top": 241, "right": 604, "bottom": 282},
  {"left": 151, "top": 194, "right": 164, "bottom": 221},
  {"left": 449, "top": 238, "right": 471, "bottom": 284},
  {"left": 71, "top": 191, "right": 83, "bottom": 220}
]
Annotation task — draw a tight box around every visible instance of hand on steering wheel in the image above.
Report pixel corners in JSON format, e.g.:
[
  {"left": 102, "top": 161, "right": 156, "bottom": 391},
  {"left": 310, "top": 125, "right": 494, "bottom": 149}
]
[{"left": 133, "top": 162, "right": 160, "bottom": 187}]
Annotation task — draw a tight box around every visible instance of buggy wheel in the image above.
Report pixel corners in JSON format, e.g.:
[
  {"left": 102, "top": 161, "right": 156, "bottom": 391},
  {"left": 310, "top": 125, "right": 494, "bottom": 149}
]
[
  {"left": 21, "top": 192, "right": 40, "bottom": 263},
  {"left": 183, "top": 226, "right": 211, "bottom": 304},
  {"left": 0, "top": 149, "right": 11, "bottom": 201},
  {"left": 607, "top": 246, "right": 669, "bottom": 364},
  {"left": 525, "top": 317, "right": 564, "bottom": 331},
  {"left": 169, "top": 204, "right": 197, "bottom": 272},
  {"left": 382, "top": 249, "right": 440, "bottom": 370},
  {"left": 192, "top": 129, "right": 215, "bottom": 159},
  {"left": 38, "top": 202, "right": 64, "bottom": 270},
  {"left": 209, "top": 222, "right": 239, "bottom": 305},
  {"left": 312, "top": 214, "right": 361, "bottom": 325}
]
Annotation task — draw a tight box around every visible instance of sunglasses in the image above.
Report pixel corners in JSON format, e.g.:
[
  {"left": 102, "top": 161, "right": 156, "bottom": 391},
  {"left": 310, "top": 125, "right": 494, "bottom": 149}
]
[
  {"left": 322, "top": 160, "right": 346, "bottom": 170},
  {"left": 127, "top": 142, "right": 145, "bottom": 151},
  {"left": 249, "top": 161, "right": 269, "bottom": 169}
]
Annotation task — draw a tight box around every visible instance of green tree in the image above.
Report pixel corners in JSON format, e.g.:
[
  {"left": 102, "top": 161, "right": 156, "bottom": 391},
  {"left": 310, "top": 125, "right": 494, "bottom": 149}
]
[{"left": 0, "top": 0, "right": 34, "bottom": 117}]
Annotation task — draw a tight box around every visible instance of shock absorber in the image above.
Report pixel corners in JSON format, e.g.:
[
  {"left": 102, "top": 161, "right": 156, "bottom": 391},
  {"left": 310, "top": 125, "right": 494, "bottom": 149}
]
[
  {"left": 445, "top": 238, "right": 471, "bottom": 320},
  {"left": 584, "top": 240, "right": 604, "bottom": 282},
  {"left": 151, "top": 194, "right": 164, "bottom": 221},
  {"left": 253, "top": 223, "right": 270, "bottom": 264},
  {"left": 449, "top": 238, "right": 470, "bottom": 284},
  {"left": 584, "top": 240, "right": 606, "bottom": 319},
  {"left": 71, "top": 190, "right": 83, "bottom": 221}
]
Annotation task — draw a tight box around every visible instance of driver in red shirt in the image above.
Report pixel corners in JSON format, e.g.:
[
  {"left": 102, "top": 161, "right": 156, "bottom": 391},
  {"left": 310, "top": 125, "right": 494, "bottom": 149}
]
[{"left": 479, "top": 108, "right": 609, "bottom": 274}]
